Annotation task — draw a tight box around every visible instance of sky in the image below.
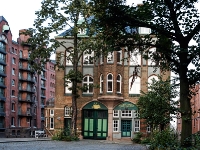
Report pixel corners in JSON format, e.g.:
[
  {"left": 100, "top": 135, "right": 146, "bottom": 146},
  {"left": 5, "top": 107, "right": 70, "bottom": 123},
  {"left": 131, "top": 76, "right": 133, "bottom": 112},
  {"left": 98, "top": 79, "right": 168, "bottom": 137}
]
[{"left": 0, "top": 0, "right": 143, "bottom": 41}]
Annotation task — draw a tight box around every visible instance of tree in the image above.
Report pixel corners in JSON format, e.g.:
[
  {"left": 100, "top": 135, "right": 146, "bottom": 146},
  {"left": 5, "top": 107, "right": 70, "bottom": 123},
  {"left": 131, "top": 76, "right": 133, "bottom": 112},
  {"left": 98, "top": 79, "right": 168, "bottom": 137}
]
[
  {"left": 92, "top": 0, "right": 200, "bottom": 147},
  {"left": 25, "top": 0, "right": 97, "bottom": 137},
  {"left": 137, "top": 76, "right": 179, "bottom": 131}
]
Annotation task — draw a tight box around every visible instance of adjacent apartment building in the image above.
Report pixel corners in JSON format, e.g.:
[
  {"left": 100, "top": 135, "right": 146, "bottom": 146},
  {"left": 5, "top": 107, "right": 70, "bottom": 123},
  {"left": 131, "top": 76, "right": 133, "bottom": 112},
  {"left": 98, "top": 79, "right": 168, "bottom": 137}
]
[
  {"left": 0, "top": 16, "right": 55, "bottom": 138},
  {"left": 45, "top": 24, "right": 170, "bottom": 141}
]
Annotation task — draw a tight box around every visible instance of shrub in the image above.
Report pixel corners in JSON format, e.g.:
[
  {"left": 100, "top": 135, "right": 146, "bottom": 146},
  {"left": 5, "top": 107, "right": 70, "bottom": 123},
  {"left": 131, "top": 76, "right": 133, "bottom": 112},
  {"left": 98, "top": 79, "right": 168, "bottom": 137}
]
[
  {"left": 51, "top": 128, "right": 79, "bottom": 141},
  {"left": 149, "top": 128, "right": 178, "bottom": 150},
  {"left": 132, "top": 132, "right": 143, "bottom": 144}
]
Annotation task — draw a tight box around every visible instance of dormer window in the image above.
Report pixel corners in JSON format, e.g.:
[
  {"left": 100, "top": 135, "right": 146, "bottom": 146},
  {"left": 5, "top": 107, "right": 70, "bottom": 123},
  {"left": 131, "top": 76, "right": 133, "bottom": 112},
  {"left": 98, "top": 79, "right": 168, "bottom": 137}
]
[
  {"left": 78, "top": 28, "right": 86, "bottom": 35},
  {"left": 138, "top": 27, "right": 151, "bottom": 34}
]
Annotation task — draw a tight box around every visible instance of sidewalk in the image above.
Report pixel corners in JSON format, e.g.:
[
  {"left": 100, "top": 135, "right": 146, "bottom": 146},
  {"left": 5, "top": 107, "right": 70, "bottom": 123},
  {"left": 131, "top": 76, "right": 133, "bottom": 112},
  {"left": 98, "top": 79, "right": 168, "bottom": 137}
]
[{"left": 0, "top": 137, "right": 51, "bottom": 143}]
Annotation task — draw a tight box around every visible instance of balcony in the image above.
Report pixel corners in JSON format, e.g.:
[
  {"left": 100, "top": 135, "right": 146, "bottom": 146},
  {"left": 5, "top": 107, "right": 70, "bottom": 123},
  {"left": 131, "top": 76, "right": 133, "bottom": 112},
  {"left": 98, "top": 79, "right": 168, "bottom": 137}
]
[
  {"left": 0, "top": 58, "right": 6, "bottom": 65},
  {"left": 0, "top": 108, "right": 5, "bottom": 117},
  {"left": 19, "top": 87, "right": 35, "bottom": 93},
  {"left": 18, "top": 97, "right": 34, "bottom": 103},
  {"left": 18, "top": 110, "right": 32, "bottom": 117},
  {"left": 0, "top": 70, "right": 6, "bottom": 76},
  {"left": 41, "top": 75, "right": 46, "bottom": 80},
  {"left": 0, "top": 93, "right": 6, "bottom": 102},
  {"left": 0, "top": 47, "right": 6, "bottom": 54},
  {"left": 0, "top": 122, "right": 5, "bottom": 129},
  {"left": 19, "top": 55, "right": 28, "bottom": 61}
]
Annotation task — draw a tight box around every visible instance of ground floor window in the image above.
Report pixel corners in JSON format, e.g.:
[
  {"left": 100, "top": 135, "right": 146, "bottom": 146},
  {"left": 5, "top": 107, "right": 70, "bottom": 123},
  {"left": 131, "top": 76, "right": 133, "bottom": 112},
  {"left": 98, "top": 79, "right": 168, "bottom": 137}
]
[
  {"left": 50, "top": 117, "right": 54, "bottom": 129},
  {"left": 113, "top": 120, "right": 119, "bottom": 132},
  {"left": 134, "top": 120, "right": 140, "bottom": 132}
]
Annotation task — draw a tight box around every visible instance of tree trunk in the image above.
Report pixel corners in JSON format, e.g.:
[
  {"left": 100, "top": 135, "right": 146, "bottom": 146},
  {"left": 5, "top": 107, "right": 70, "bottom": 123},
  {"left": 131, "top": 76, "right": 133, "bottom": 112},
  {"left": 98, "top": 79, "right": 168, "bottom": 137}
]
[{"left": 179, "top": 50, "right": 192, "bottom": 147}]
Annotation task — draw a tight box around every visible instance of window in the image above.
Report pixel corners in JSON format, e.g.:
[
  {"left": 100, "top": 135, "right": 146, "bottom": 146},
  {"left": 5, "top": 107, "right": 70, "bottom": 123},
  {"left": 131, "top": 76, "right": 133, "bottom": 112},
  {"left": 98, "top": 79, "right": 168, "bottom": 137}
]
[
  {"left": 0, "top": 65, "right": 5, "bottom": 73},
  {"left": 107, "top": 74, "right": 113, "bottom": 92},
  {"left": 0, "top": 53, "right": 5, "bottom": 62},
  {"left": 18, "top": 118, "right": 21, "bottom": 127},
  {"left": 65, "top": 51, "right": 73, "bottom": 65},
  {"left": 129, "top": 49, "right": 141, "bottom": 66},
  {"left": 100, "top": 74, "right": 103, "bottom": 93},
  {"left": 83, "top": 51, "right": 94, "bottom": 65},
  {"left": 134, "top": 120, "right": 140, "bottom": 132},
  {"left": 65, "top": 79, "right": 72, "bottom": 94},
  {"left": 107, "top": 52, "right": 113, "bottom": 63},
  {"left": 113, "top": 110, "right": 119, "bottom": 117},
  {"left": 147, "top": 125, "right": 151, "bottom": 133},
  {"left": 50, "top": 109, "right": 54, "bottom": 116},
  {"left": 135, "top": 111, "right": 140, "bottom": 118},
  {"left": 64, "top": 106, "right": 72, "bottom": 117},
  {"left": 129, "top": 76, "right": 141, "bottom": 95},
  {"left": 116, "top": 74, "right": 121, "bottom": 93},
  {"left": 11, "top": 103, "right": 15, "bottom": 111},
  {"left": 11, "top": 90, "right": 15, "bottom": 97},
  {"left": 12, "top": 79, "right": 15, "bottom": 86},
  {"left": 113, "top": 120, "right": 119, "bottom": 132},
  {"left": 148, "top": 47, "right": 156, "bottom": 66},
  {"left": 0, "top": 76, "right": 4, "bottom": 84},
  {"left": 11, "top": 47, "right": 14, "bottom": 53},
  {"left": 117, "top": 50, "right": 122, "bottom": 64},
  {"left": 0, "top": 88, "right": 4, "bottom": 96},
  {"left": 100, "top": 53, "right": 104, "bottom": 64},
  {"left": 12, "top": 68, "right": 15, "bottom": 75},
  {"left": 121, "top": 110, "right": 132, "bottom": 117},
  {"left": 148, "top": 75, "right": 158, "bottom": 91},
  {"left": 12, "top": 57, "right": 16, "bottom": 64},
  {"left": 78, "top": 28, "right": 86, "bottom": 34},
  {"left": 139, "top": 27, "right": 151, "bottom": 34},
  {"left": 50, "top": 117, "right": 54, "bottom": 129},
  {"left": 19, "top": 51, "right": 23, "bottom": 58},
  {"left": 11, "top": 117, "right": 15, "bottom": 127},
  {"left": 83, "top": 76, "right": 93, "bottom": 94}
]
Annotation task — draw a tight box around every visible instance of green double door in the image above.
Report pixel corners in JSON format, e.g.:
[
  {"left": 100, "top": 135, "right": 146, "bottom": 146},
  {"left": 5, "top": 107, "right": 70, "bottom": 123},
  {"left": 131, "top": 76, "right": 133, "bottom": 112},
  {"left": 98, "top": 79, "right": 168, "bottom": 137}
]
[
  {"left": 121, "top": 120, "right": 132, "bottom": 137},
  {"left": 83, "top": 110, "right": 108, "bottom": 139}
]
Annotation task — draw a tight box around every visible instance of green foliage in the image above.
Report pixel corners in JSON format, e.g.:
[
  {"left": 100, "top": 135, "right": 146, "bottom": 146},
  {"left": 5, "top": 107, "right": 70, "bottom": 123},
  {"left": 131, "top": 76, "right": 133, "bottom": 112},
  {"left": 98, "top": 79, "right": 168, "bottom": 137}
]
[
  {"left": 141, "top": 137, "right": 151, "bottom": 144},
  {"left": 137, "top": 76, "right": 179, "bottom": 131},
  {"left": 149, "top": 128, "right": 179, "bottom": 150},
  {"left": 52, "top": 128, "right": 79, "bottom": 141},
  {"left": 132, "top": 132, "right": 143, "bottom": 144}
]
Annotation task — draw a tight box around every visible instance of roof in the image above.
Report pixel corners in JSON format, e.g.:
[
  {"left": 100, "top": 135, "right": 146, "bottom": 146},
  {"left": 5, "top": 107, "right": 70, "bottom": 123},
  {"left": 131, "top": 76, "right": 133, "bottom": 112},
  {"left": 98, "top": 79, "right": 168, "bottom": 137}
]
[{"left": 0, "top": 16, "right": 8, "bottom": 23}]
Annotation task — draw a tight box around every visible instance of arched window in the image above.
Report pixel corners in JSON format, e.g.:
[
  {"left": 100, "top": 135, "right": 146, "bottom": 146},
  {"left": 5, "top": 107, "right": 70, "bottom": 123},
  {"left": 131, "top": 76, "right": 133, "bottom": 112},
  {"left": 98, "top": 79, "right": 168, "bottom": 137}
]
[
  {"left": 129, "top": 76, "right": 141, "bottom": 95},
  {"left": 148, "top": 75, "right": 158, "bottom": 91},
  {"left": 83, "top": 75, "right": 93, "bottom": 94},
  {"left": 116, "top": 74, "right": 121, "bottom": 93},
  {"left": 100, "top": 74, "right": 103, "bottom": 93},
  {"left": 64, "top": 106, "right": 72, "bottom": 117},
  {"left": 107, "top": 73, "right": 113, "bottom": 92}
]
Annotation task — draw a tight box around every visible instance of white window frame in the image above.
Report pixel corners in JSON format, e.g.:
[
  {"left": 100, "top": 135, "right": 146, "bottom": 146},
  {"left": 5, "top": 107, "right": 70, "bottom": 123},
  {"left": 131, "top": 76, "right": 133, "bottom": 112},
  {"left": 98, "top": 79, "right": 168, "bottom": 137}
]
[
  {"left": 83, "top": 51, "right": 94, "bottom": 65},
  {"left": 12, "top": 68, "right": 15, "bottom": 75},
  {"left": 107, "top": 52, "right": 114, "bottom": 63},
  {"left": 100, "top": 74, "right": 103, "bottom": 93},
  {"left": 113, "top": 120, "right": 119, "bottom": 132},
  {"left": 148, "top": 75, "right": 158, "bottom": 91},
  {"left": 18, "top": 118, "right": 21, "bottom": 127},
  {"left": 147, "top": 124, "right": 151, "bottom": 133},
  {"left": 83, "top": 76, "right": 93, "bottom": 94},
  {"left": 45, "top": 117, "right": 48, "bottom": 127},
  {"left": 64, "top": 106, "right": 72, "bottom": 117},
  {"left": 50, "top": 109, "right": 54, "bottom": 117},
  {"left": 148, "top": 47, "right": 156, "bottom": 66},
  {"left": 116, "top": 74, "right": 121, "bottom": 93},
  {"left": 134, "top": 120, "right": 140, "bottom": 132},
  {"left": 65, "top": 79, "right": 72, "bottom": 94},
  {"left": 50, "top": 117, "right": 54, "bottom": 129},
  {"left": 117, "top": 50, "right": 122, "bottom": 64},
  {"left": 113, "top": 110, "right": 119, "bottom": 117},
  {"left": 12, "top": 57, "right": 16, "bottom": 64},
  {"left": 100, "top": 54, "right": 104, "bottom": 64},
  {"left": 66, "top": 51, "right": 73, "bottom": 65},
  {"left": 129, "top": 49, "right": 141, "bottom": 66},
  {"left": 129, "top": 76, "right": 141, "bottom": 94},
  {"left": 121, "top": 110, "right": 132, "bottom": 118},
  {"left": 107, "top": 73, "right": 113, "bottom": 92}
]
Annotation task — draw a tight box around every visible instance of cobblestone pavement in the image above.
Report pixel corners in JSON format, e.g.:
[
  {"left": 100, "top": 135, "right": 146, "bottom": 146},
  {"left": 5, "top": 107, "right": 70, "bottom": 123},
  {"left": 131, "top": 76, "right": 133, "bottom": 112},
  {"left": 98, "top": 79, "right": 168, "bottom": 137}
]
[{"left": 0, "top": 140, "right": 147, "bottom": 150}]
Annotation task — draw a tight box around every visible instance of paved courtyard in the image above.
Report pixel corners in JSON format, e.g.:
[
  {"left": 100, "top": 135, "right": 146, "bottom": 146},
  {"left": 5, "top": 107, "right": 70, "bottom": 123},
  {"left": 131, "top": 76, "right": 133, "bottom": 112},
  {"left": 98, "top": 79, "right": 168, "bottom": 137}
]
[{"left": 0, "top": 139, "right": 147, "bottom": 150}]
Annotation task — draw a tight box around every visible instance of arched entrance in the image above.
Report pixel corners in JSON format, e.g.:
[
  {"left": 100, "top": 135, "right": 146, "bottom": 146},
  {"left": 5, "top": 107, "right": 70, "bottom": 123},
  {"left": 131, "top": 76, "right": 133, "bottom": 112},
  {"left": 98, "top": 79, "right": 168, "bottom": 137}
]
[
  {"left": 82, "top": 101, "right": 108, "bottom": 140},
  {"left": 113, "top": 101, "right": 138, "bottom": 139}
]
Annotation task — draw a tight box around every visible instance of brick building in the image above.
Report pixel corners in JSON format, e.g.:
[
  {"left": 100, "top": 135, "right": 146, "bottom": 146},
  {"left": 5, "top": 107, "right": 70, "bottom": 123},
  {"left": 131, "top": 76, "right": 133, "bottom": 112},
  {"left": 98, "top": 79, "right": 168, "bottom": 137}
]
[
  {"left": 0, "top": 16, "right": 55, "bottom": 138},
  {"left": 45, "top": 26, "right": 170, "bottom": 141}
]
